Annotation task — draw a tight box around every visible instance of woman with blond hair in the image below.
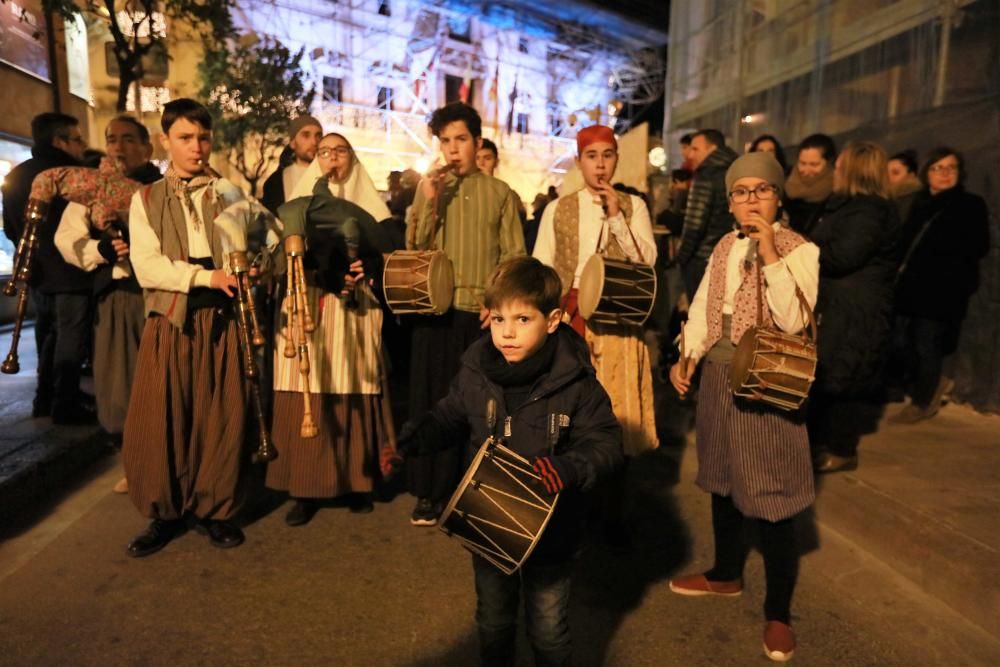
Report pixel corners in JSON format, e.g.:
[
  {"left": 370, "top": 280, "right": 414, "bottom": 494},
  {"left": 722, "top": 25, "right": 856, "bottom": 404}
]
[{"left": 806, "top": 141, "right": 902, "bottom": 473}]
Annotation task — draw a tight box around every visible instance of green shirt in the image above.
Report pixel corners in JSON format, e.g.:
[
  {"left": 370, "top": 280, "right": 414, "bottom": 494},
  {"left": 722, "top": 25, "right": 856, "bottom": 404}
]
[{"left": 407, "top": 170, "right": 525, "bottom": 312}]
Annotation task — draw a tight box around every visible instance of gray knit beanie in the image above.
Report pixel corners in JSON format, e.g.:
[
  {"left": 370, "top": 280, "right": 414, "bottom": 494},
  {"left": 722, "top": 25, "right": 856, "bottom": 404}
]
[{"left": 725, "top": 152, "right": 786, "bottom": 194}]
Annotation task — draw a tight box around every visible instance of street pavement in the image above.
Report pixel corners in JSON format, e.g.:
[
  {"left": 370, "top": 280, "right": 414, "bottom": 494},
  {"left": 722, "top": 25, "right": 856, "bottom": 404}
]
[{"left": 0, "top": 327, "right": 998, "bottom": 666}]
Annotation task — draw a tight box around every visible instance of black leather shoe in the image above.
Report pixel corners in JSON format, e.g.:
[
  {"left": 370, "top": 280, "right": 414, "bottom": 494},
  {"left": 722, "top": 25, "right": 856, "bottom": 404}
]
[
  {"left": 52, "top": 403, "right": 97, "bottom": 425},
  {"left": 126, "top": 519, "right": 184, "bottom": 558},
  {"left": 197, "top": 520, "right": 245, "bottom": 548},
  {"left": 348, "top": 494, "right": 374, "bottom": 514},
  {"left": 285, "top": 499, "right": 319, "bottom": 526},
  {"left": 813, "top": 452, "right": 858, "bottom": 474}
]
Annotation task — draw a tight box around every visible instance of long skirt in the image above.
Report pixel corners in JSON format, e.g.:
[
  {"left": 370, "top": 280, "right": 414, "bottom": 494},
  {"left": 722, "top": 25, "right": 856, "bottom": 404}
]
[
  {"left": 586, "top": 323, "right": 659, "bottom": 457},
  {"left": 266, "top": 391, "right": 393, "bottom": 498},
  {"left": 694, "top": 360, "right": 814, "bottom": 522},
  {"left": 122, "top": 311, "right": 248, "bottom": 521},
  {"left": 92, "top": 288, "right": 144, "bottom": 435}
]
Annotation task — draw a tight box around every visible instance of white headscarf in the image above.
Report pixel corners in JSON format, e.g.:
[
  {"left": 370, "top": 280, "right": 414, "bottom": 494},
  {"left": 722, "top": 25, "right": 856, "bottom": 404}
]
[{"left": 289, "top": 142, "right": 391, "bottom": 222}]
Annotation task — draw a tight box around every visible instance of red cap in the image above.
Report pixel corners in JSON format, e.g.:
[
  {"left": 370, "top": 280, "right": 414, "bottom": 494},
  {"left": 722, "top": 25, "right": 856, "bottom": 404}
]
[{"left": 576, "top": 125, "right": 617, "bottom": 154}]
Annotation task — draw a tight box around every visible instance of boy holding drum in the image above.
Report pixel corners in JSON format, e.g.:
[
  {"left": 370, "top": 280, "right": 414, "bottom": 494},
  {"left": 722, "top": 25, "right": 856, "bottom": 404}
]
[{"left": 384, "top": 256, "right": 622, "bottom": 666}]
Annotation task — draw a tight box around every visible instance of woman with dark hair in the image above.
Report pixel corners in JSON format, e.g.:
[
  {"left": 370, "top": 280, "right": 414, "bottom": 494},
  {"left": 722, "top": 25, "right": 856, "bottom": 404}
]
[
  {"left": 891, "top": 147, "right": 990, "bottom": 423},
  {"left": 785, "top": 133, "right": 837, "bottom": 232},
  {"left": 887, "top": 149, "right": 922, "bottom": 223},
  {"left": 808, "top": 141, "right": 902, "bottom": 473},
  {"left": 749, "top": 134, "right": 789, "bottom": 174}
]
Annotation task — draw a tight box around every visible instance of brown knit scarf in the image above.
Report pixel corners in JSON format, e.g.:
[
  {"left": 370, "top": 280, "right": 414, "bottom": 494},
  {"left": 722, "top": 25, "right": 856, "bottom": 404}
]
[
  {"left": 164, "top": 164, "right": 217, "bottom": 230},
  {"left": 785, "top": 167, "right": 834, "bottom": 203}
]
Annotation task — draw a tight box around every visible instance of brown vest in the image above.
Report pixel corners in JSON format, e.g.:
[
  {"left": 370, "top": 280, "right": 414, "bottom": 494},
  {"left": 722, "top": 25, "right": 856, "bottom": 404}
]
[
  {"left": 139, "top": 180, "right": 224, "bottom": 329},
  {"left": 552, "top": 190, "right": 634, "bottom": 296}
]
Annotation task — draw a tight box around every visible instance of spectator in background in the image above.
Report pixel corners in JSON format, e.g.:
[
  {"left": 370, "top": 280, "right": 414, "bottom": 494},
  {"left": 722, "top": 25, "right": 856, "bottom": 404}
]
[
  {"left": 679, "top": 132, "right": 695, "bottom": 171},
  {"left": 477, "top": 138, "right": 528, "bottom": 227},
  {"left": 675, "top": 129, "right": 738, "bottom": 300},
  {"left": 1, "top": 112, "right": 94, "bottom": 423},
  {"left": 807, "top": 141, "right": 901, "bottom": 473},
  {"left": 891, "top": 147, "right": 990, "bottom": 424},
  {"left": 750, "top": 134, "right": 790, "bottom": 175},
  {"left": 886, "top": 150, "right": 922, "bottom": 223},
  {"left": 785, "top": 133, "right": 836, "bottom": 233},
  {"left": 261, "top": 115, "right": 323, "bottom": 214}
]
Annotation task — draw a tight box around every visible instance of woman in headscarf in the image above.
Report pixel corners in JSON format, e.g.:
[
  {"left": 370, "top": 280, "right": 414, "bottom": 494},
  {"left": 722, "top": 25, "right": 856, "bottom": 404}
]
[
  {"left": 667, "top": 152, "right": 819, "bottom": 663},
  {"left": 266, "top": 132, "right": 396, "bottom": 525}
]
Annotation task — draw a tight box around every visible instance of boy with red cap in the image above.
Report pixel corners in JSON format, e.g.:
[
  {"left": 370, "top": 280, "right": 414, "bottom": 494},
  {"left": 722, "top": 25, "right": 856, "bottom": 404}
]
[{"left": 533, "top": 125, "right": 659, "bottom": 536}]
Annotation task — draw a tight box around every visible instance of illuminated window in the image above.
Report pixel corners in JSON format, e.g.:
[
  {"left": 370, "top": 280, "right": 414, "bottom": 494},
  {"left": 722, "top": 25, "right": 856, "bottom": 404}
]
[{"left": 377, "top": 1, "right": 390, "bottom": 17}]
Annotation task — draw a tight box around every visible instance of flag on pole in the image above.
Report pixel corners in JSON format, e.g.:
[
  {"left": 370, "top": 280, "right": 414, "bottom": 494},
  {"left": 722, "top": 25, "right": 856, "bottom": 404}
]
[
  {"left": 505, "top": 73, "right": 519, "bottom": 135},
  {"left": 488, "top": 61, "right": 500, "bottom": 131}
]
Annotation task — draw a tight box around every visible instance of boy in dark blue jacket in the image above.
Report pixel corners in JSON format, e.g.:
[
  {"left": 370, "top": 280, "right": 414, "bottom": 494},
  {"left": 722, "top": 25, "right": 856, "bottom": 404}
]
[{"left": 386, "top": 256, "right": 622, "bottom": 666}]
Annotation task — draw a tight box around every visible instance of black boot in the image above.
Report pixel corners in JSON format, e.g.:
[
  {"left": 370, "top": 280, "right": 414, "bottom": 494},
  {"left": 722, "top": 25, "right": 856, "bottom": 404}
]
[{"left": 285, "top": 499, "right": 319, "bottom": 526}]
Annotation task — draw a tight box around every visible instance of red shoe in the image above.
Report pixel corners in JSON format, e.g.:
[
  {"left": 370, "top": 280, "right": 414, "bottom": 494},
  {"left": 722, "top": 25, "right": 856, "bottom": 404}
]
[
  {"left": 763, "top": 620, "right": 796, "bottom": 662},
  {"left": 668, "top": 573, "right": 742, "bottom": 597}
]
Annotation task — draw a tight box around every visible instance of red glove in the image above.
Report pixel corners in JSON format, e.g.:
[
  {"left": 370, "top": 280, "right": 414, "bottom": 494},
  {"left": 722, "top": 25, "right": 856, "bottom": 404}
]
[
  {"left": 380, "top": 445, "right": 403, "bottom": 478},
  {"left": 532, "top": 456, "right": 576, "bottom": 495}
]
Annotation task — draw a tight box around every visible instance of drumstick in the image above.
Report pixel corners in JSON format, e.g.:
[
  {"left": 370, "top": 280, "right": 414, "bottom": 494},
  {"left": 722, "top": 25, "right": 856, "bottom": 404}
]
[{"left": 680, "top": 320, "right": 691, "bottom": 377}]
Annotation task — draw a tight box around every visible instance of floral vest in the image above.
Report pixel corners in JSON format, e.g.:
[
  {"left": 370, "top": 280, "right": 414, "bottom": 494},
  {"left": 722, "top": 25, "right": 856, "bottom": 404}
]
[{"left": 704, "top": 227, "right": 808, "bottom": 348}]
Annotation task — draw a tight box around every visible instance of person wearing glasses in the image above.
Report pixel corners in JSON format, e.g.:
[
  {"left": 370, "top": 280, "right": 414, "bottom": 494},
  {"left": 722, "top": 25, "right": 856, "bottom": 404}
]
[
  {"left": 266, "top": 132, "right": 397, "bottom": 525},
  {"left": 668, "top": 152, "right": 818, "bottom": 663},
  {"left": 1, "top": 112, "right": 96, "bottom": 423},
  {"left": 892, "top": 148, "right": 989, "bottom": 424},
  {"left": 805, "top": 141, "right": 901, "bottom": 472}
]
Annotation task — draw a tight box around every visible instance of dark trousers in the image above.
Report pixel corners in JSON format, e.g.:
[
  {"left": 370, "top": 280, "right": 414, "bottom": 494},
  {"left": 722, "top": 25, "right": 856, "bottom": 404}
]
[
  {"left": 705, "top": 494, "right": 797, "bottom": 624},
  {"left": 807, "top": 393, "right": 883, "bottom": 458},
  {"left": 406, "top": 309, "right": 484, "bottom": 502},
  {"left": 52, "top": 293, "right": 91, "bottom": 415},
  {"left": 31, "top": 290, "right": 56, "bottom": 410},
  {"left": 473, "top": 555, "right": 573, "bottom": 667},
  {"left": 681, "top": 257, "right": 708, "bottom": 302},
  {"left": 899, "top": 316, "right": 955, "bottom": 408}
]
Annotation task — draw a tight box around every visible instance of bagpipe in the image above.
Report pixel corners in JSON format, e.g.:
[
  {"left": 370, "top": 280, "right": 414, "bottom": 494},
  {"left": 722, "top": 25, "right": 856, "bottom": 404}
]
[
  {"left": 274, "top": 179, "right": 396, "bottom": 440},
  {"left": 3, "top": 157, "right": 141, "bottom": 374},
  {"left": 212, "top": 177, "right": 282, "bottom": 462}
]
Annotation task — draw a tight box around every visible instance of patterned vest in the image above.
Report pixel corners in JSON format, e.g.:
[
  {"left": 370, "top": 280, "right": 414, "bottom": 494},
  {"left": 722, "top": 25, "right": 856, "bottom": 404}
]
[
  {"left": 552, "top": 190, "right": 634, "bottom": 296},
  {"left": 704, "top": 227, "right": 808, "bottom": 348},
  {"left": 139, "top": 180, "right": 225, "bottom": 329}
]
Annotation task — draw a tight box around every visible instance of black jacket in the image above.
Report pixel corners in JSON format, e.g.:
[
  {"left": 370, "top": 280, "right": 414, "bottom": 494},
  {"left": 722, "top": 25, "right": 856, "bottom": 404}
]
[
  {"left": 895, "top": 186, "right": 990, "bottom": 321},
  {"left": 409, "top": 324, "right": 623, "bottom": 562},
  {"left": 809, "top": 194, "right": 902, "bottom": 397},
  {"left": 2, "top": 145, "right": 92, "bottom": 293},
  {"left": 260, "top": 166, "right": 285, "bottom": 217},
  {"left": 677, "top": 145, "right": 738, "bottom": 265}
]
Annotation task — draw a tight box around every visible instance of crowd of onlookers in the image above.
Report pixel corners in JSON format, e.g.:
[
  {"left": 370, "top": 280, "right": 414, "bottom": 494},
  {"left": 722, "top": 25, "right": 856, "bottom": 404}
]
[{"left": 654, "top": 129, "right": 990, "bottom": 473}]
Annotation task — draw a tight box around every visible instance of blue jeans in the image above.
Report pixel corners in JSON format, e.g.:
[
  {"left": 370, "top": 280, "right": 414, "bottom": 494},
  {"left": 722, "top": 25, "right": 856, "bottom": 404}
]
[{"left": 473, "top": 555, "right": 573, "bottom": 667}]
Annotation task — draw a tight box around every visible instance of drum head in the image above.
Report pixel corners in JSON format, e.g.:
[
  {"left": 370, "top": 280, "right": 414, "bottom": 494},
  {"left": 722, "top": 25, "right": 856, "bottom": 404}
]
[
  {"left": 427, "top": 252, "right": 454, "bottom": 314},
  {"left": 730, "top": 328, "right": 759, "bottom": 393},
  {"left": 577, "top": 254, "right": 605, "bottom": 320}
]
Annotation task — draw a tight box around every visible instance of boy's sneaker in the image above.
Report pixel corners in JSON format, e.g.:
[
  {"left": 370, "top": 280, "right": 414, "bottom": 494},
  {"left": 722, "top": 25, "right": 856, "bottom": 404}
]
[{"left": 410, "top": 498, "right": 438, "bottom": 527}]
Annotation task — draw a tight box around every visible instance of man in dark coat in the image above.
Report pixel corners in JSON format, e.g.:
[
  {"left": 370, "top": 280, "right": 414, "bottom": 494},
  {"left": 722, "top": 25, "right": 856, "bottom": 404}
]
[
  {"left": 2, "top": 112, "right": 94, "bottom": 422},
  {"left": 674, "top": 129, "right": 738, "bottom": 300}
]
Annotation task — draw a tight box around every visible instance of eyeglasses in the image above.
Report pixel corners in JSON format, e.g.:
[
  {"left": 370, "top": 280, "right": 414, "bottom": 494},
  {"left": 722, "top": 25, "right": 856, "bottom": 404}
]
[
  {"left": 317, "top": 147, "right": 351, "bottom": 158},
  {"left": 928, "top": 164, "right": 958, "bottom": 174},
  {"left": 729, "top": 184, "right": 778, "bottom": 203}
]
